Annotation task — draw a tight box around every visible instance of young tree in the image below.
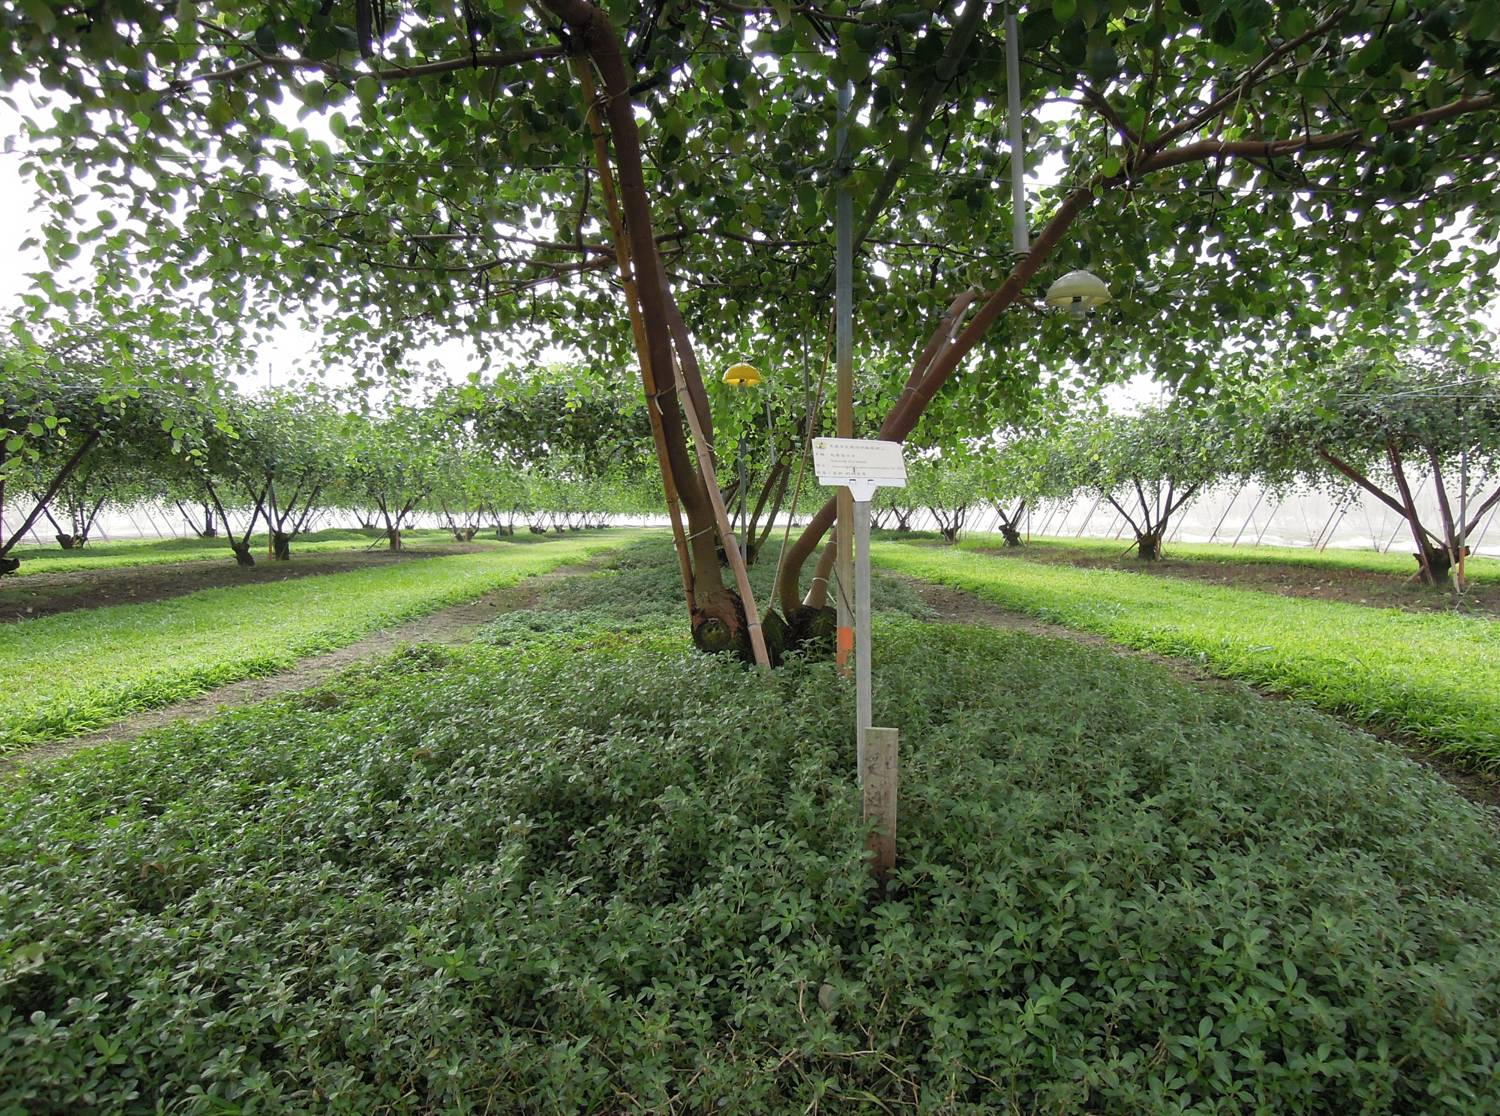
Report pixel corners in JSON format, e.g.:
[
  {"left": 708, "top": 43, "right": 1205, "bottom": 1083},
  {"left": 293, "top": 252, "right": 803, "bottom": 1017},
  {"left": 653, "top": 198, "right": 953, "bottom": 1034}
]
[
  {"left": 1, "top": 363, "right": 189, "bottom": 570},
  {"left": 252, "top": 390, "right": 346, "bottom": 560},
  {"left": 906, "top": 455, "right": 976, "bottom": 543},
  {"left": 1067, "top": 405, "right": 1227, "bottom": 561},
  {"left": 977, "top": 434, "right": 1074, "bottom": 547},
  {"left": 1258, "top": 352, "right": 1500, "bottom": 586},
  {"left": 339, "top": 408, "right": 439, "bottom": 551}
]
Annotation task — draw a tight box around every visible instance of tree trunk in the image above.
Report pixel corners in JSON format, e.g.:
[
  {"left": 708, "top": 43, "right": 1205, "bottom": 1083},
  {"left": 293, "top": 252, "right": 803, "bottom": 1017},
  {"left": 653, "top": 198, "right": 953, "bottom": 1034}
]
[
  {"left": 1416, "top": 546, "right": 1454, "bottom": 585},
  {"left": 999, "top": 523, "right": 1022, "bottom": 547},
  {"left": 1136, "top": 530, "right": 1164, "bottom": 561},
  {"left": 55, "top": 533, "right": 83, "bottom": 550},
  {"left": 550, "top": 1, "right": 769, "bottom": 660},
  {"left": 231, "top": 542, "right": 255, "bottom": 567},
  {"left": 272, "top": 531, "right": 292, "bottom": 561},
  {"left": 1386, "top": 436, "right": 1437, "bottom": 585}
]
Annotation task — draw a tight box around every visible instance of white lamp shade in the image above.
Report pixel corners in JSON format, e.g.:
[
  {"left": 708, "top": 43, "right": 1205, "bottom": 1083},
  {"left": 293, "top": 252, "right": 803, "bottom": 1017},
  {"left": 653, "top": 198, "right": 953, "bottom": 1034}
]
[{"left": 1045, "top": 269, "right": 1111, "bottom": 314}]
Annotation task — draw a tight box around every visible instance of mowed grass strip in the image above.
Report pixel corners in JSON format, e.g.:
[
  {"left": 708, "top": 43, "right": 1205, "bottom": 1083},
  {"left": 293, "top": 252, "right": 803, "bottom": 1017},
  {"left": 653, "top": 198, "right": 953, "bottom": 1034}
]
[
  {"left": 876, "top": 540, "right": 1500, "bottom": 769},
  {"left": 0, "top": 533, "right": 636, "bottom": 749},
  {"left": 5, "top": 527, "right": 478, "bottom": 577},
  {"left": 963, "top": 532, "right": 1500, "bottom": 583}
]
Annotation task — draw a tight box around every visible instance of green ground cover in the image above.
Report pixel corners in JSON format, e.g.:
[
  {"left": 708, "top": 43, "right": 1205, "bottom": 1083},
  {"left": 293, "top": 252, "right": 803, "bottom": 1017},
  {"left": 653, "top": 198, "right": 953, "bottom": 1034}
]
[
  {"left": 2, "top": 540, "right": 1497, "bottom": 1112},
  {"left": 4, "top": 526, "right": 485, "bottom": 577},
  {"left": 963, "top": 532, "right": 1500, "bottom": 582},
  {"left": 877, "top": 540, "right": 1500, "bottom": 769},
  {"left": 0, "top": 533, "right": 635, "bottom": 750}
]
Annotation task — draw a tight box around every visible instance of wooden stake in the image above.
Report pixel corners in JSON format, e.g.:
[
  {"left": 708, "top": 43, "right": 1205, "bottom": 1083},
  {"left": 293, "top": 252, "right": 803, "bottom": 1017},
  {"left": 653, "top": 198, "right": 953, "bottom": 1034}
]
[{"left": 671, "top": 351, "right": 773, "bottom": 669}]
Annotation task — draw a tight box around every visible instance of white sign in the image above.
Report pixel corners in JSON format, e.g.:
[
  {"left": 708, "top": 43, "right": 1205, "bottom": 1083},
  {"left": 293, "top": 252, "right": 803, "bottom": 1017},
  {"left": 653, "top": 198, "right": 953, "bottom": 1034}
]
[{"left": 813, "top": 438, "right": 907, "bottom": 494}]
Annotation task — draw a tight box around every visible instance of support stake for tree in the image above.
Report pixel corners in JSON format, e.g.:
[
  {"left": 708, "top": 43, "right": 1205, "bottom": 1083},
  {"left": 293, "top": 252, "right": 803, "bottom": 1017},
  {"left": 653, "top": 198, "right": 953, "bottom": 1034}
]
[{"left": 671, "top": 352, "right": 772, "bottom": 669}]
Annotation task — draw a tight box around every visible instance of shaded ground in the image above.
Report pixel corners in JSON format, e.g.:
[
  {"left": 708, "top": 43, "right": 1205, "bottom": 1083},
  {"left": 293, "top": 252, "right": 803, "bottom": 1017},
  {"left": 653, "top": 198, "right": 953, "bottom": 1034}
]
[
  {"left": 903, "top": 575, "right": 1500, "bottom": 814},
  {"left": 967, "top": 542, "right": 1500, "bottom": 616},
  {"left": 0, "top": 544, "right": 483, "bottom": 622},
  {"left": 1, "top": 560, "right": 599, "bottom": 773}
]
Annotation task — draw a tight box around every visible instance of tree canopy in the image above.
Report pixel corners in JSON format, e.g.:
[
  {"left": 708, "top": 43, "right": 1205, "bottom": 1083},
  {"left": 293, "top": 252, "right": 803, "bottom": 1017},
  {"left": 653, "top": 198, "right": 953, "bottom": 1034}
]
[{"left": 6, "top": 0, "right": 1500, "bottom": 653}]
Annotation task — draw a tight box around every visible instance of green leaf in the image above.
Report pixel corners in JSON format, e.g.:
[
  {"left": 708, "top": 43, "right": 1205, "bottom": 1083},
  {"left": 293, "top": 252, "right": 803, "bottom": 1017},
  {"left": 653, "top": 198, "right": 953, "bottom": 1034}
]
[{"left": 19, "top": 0, "right": 55, "bottom": 34}]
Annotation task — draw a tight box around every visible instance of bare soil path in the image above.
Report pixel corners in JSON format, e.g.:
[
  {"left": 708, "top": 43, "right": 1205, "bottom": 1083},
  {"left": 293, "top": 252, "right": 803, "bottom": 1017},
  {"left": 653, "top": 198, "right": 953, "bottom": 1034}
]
[
  {"left": 0, "top": 545, "right": 488, "bottom": 623},
  {"left": 964, "top": 543, "right": 1500, "bottom": 616},
  {"left": 1, "top": 559, "right": 599, "bottom": 774},
  {"left": 902, "top": 575, "right": 1500, "bottom": 814}
]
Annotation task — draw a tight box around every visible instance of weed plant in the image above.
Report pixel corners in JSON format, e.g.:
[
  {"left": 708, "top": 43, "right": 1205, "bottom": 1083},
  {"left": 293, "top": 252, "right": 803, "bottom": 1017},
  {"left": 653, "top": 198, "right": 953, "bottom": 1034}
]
[
  {"left": 2, "top": 587, "right": 1497, "bottom": 1111},
  {"left": 0, "top": 535, "right": 633, "bottom": 749},
  {"left": 878, "top": 541, "right": 1500, "bottom": 769}
]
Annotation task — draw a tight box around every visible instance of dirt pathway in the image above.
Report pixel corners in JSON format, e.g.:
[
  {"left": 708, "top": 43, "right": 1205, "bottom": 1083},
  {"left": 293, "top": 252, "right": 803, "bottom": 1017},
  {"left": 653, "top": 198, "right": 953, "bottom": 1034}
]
[
  {"left": 900, "top": 575, "right": 1500, "bottom": 814},
  {"left": 2, "top": 560, "right": 600, "bottom": 774}
]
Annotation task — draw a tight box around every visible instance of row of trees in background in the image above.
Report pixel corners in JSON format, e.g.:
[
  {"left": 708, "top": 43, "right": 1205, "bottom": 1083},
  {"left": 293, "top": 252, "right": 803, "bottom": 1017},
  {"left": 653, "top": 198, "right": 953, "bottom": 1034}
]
[
  {"left": 0, "top": 361, "right": 660, "bottom": 574},
  {"left": 890, "top": 353, "right": 1500, "bottom": 587}
]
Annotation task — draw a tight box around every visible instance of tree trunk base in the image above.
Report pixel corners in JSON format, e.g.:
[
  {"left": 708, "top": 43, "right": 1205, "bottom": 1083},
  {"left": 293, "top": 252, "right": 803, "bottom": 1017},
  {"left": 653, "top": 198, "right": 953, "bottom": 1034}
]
[
  {"left": 272, "top": 532, "right": 291, "bottom": 561},
  {"left": 690, "top": 596, "right": 790, "bottom": 666},
  {"left": 1414, "top": 547, "right": 1465, "bottom": 585},
  {"left": 783, "top": 605, "right": 837, "bottom": 657},
  {"left": 1136, "top": 532, "right": 1163, "bottom": 561},
  {"left": 388, "top": 529, "right": 402, "bottom": 551},
  {"left": 231, "top": 544, "right": 256, "bottom": 567},
  {"left": 56, "top": 533, "right": 83, "bottom": 550},
  {"left": 0, "top": 557, "right": 19, "bottom": 577},
  {"left": 1000, "top": 525, "right": 1022, "bottom": 547}
]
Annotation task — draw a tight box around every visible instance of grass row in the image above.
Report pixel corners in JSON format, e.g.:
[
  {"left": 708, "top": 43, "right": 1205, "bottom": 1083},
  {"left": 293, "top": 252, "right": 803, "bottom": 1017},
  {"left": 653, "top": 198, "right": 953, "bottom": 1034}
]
[
  {"left": 0, "top": 533, "right": 636, "bottom": 750},
  {"left": 877, "top": 540, "right": 1500, "bottom": 769},
  {"left": 2, "top": 539, "right": 1497, "bottom": 1111},
  {"left": 968, "top": 531, "right": 1500, "bottom": 582},
  {"left": 4, "top": 526, "right": 493, "bottom": 577}
]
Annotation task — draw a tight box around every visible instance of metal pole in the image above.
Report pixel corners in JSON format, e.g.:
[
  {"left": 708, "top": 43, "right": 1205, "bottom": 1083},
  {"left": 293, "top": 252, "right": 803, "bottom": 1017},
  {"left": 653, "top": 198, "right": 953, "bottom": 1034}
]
[
  {"left": 1381, "top": 516, "right": 1404, "bottom": 554},
  {"left": 1075, "top": 496, "right": 1101, "bottom": 538},
  {"left": 1206, "top": 485, "right": 1242, "bottom": 544},
  {"left": 835, "top": 81, "right": 855, "bottom": 672},
  {"left": 1474, "top": 500, "right": 1499, "bottom": 557},
  {"left": 855, "top": 494, "right": 872, "bottom": 779},
  {"left": 1167, "top": 500, "right": 1190, "bottom": 543},
  {"left": 737, "top": 433, "right": 749, "bottom": 558},
  {"left": 1254, "top": 500, "right": 1282, "bottom": 546},
  {"left": 1004, "top": 4, "right": 1029, "bottom": 258},
  {"left": 1230, "top": 489, "right": 1265, "bottom": 546}
]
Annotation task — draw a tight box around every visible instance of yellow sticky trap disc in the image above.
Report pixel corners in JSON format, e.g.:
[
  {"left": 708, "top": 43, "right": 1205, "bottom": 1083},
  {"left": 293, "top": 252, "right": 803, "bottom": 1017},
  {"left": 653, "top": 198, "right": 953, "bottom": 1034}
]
[{"left": 722, "top": 362, "right": 762, "bottom": 388}]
